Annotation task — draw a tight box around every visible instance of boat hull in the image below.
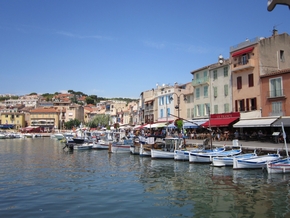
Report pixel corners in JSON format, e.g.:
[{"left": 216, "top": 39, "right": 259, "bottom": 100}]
[
  {"left": 151, "top": 149, "right": 174, "bottom": 159},
  {"left": 73, "top": 143, "right": 93, "bottom": 150},
  {"left": 267, "top": 158, "right": 290, "bottom": 174},
  {"left": 174, "top": 150, "right": 190, "bottom": 161},
  {"left": 212, "top": 153, "right": 257, "bottom": 167},
  {"left": 233, "top": 154, "right": 281, "bottom": 169}
]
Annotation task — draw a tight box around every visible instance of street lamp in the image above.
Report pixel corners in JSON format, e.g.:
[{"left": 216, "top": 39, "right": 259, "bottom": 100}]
[{"left": 170, "top": 93, "right": 187, "bottom": 118}]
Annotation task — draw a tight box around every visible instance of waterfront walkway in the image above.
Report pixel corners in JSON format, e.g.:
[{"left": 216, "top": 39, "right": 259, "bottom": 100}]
[{"left": 185, "top": 138, "right": 288, "bottom": 155}]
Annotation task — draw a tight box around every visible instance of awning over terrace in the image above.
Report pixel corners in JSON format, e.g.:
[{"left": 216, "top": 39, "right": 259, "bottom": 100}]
[{"left": 233, "top": 117, "right": 279, "bottom": 128}]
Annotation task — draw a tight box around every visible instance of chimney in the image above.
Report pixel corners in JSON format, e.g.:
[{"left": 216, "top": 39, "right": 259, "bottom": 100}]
[{"left": 272, "top": 28, "right": 278, "bottom": 36}]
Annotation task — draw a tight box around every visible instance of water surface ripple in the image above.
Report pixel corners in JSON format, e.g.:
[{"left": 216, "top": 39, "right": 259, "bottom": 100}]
[{"left": 0, "top": 138, "right": 289, "bottom": 217}]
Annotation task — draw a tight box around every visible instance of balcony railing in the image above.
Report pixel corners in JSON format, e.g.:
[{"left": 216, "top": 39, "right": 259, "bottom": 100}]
[
  {"left": 269, "top": 111, "right": 285, "bottom": 116},
  {"left": 232, "top": 59, "right": 255, "bottom": 72},
  {"left": 192, "top": 76, "right": 209, "bottom": 86},
  {"left": 267, "top": 89, "right": 285, "bottom": 98}
]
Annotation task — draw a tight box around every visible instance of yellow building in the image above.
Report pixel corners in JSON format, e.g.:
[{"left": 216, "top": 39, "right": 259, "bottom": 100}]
[
  {"left": 0, "top": 112, "right": 25, "bottom": 130},
  {"left": 30, "top": 107, "right": 60, "bottom": 132}
]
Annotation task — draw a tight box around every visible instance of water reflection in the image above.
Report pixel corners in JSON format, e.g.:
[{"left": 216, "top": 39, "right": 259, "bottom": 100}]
[{"left": 0, "top": 138, "right": 290, "bottom": 217}]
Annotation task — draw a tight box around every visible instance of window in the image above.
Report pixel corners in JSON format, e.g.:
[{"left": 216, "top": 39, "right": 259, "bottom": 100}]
[
  {"left": 159, "top": 96, "right": 164, "bottom": 106},
  {"left": 196, "top": 105, "right": 201, "bottom": 117},
  {"left": 204, "top": 104, "right": 210, "bottom": 115},
  {"left": 224, "top": 66, "right": 228, "bottom": 77},
  {"left": 191, "top": 108, "right": 194, "bottom": 118},
  {"left": 272, "top": 101, "right": 282, "bottom": 116},
  {"left": 280, "top": 50, "right": 285, "bottom": 62},
  {"left": 238, "top": 100, "right": 245, "bottom": 111},
  {"left": 224, "top": 103, "right": 230, "bottom": 113},
  {"left": 166, "top": 95, "right": 170, "bottom": 104},
  {"left": 270, "top": 77, "right": 282, "bottom": 97},
  {"left": 160, "top": 109, "right": 164, "bottom": 118},
  {"left": 241, "top": 54, "right": 249, "bottom": 65},
  {"left": 204, "top": 86, "right": 208, "bottom": 98},
  {"left": 214, "top": 105, "right": 218, "bottom": 114},
  {"left": 213, "top": 70, "right": 217, "bottom": 80},
  {"left": 203, "top": 71, "right": 207, "bottom": 78},
  {"left": 224, "top": 84, "right": 228, "bottom": 96},
  {"left": 250, "top": 98, "right": 257, "bottom": 110},
  {"left": 196, "top": 88, "right": 200, "bottom": 99},
  {"left": 167, "top": 108, "right": 170, "bottom": 117},
  {"left": 187, "top": 108, "right": 190, "bottom": 119},
  {"left": 248, "top": 74, "right": 254, "bottom": 87},
  {"left": 237, "top": 76, "right": 242, "bottom": 89},
  {"left": 213, "top": 87, "right": 218, "bottom": 98}
]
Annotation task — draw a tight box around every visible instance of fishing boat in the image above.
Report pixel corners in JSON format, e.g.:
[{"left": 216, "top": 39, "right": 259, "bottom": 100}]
[
  {"left": 92, "top": 131, "right": 113, "bottom": 150},
  {"left": 267, "top": 122, "right": 290, "bottom": 174},
  {"left": 111, "top": 140, "right": 133, "bottom": 153},
  {"left": 212, "top": 151, "right": 257, "bottom": 167},
  {"left": 233, "top": 151, "right": 281, "bottom": 169},
  {"left": 73, "top": 142, "right": 93, "bottom": 150},
  {"left": 138, "top": 136, "right": 164, "bottom": 157},
  {"left": 175, "top": 145, "right": 224, "bottom": 161},
  {"left": 151, "top": 137, "right": 182, "bottom": 159},
  {"left": 52, "top": 133, "right": 65, "bottom": 140},
  {"left": 189, "top": 147, "right": 240, "bottom": 163}
]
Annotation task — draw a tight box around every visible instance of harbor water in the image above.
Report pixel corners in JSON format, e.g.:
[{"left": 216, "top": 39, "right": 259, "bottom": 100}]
[{"left": 0, "top": 137, "right": 290, "bottom": 217}]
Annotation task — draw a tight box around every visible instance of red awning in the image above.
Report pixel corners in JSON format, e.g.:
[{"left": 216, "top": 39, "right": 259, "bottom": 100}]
[
  {"left": 202, "top": 117, "right": 239, "bottom": 128},
  {"left": 232, "top": 47, "right": 254, "bottom": 57}
]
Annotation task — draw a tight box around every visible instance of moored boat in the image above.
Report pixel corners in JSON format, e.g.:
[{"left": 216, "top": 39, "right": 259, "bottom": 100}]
[
  {"left": 233, "top": 151, "right": 281, "bottom": 169},
  {"left": 212, "top": 152, "right": 257, "bottom": 167},
  {"left": 151, "top": 137, "right": 181, "bottom": 159},
  {"left": 73, "top": 143, "right": 93, "bottom": 150},
  {"left": 189, "top": 147, "right": 240, "bottom": 163},
  {"left": 267, "top": 158, "right": 290, "bottom": 174}
]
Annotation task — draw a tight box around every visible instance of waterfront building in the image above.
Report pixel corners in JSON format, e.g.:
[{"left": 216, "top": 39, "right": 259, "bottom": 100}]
[
  {"left": 230, "top": 30, "right": 290, "bottom": 120},
  {"left": 0, "top": 112, "right": 25, "bottom": 130},
  {"left": 191, "top": 58, "right": 232, "bottom": 118},
  {"left": 260, "top": 68, "right": 290, "bottom": 117},
  {"left": 29, "top": 107, "right": 61, "bottom": 132},
  {"left": 4, "top": 95, "right": 40, "bottom": 108}
]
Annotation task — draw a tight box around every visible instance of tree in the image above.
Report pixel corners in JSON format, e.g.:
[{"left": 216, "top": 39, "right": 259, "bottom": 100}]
[
  {"left": 64, "top": 119, "right": 81, "bottom": 130},
  {"left": 85, "top": 96, "right": 95, "bottom": 105},
  {"left": 87, "top": 114, "right": 111, "bottom": 129}
]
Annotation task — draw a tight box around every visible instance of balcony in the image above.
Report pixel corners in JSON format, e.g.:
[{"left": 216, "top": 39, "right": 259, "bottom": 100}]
[
  {"left": 269, "top": 111, "right": 285, "bottom": 116},
  {"left": 232, "top": 59, "right": 255, "bottom": 73},
  {"left": 267, "top": 89, "right": 286, "bottom": 99},
  {"left": 192, "top": 77, "right": 209, "bottom": 86}
]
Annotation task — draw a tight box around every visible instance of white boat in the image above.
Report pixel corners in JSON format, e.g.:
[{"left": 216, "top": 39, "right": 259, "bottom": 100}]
[
  {"left": 267, "top": 122, "right": 290, "bottom": 174},
  {"left": 139, "top": 136, "right": 164, "bottom": 157},
  {"left": 212, "top": 152, "right": 257, "bottom": 167},
  {"left": 130, "top": 137, "right": 141, "bottom": 155},
  {"left": 189, "top": 147, "right": 241, "bottom": 163},
  {"left": 52, "top": 133, "right": 64, "bottom": 140},
  {"left": 267, "top": 158, "right": 290, "bottom": 174},
  {"left": 73, "top": 143, "right": 93, "bottom": 150},
  {"left": 233, "top": 152, "right": 281, "bottom": 169},
  {"left": 111, "top": 139, "right": 133, "bottom": 153},
  {"left": 92, "top": 131, "right": 114, "bottom": 150},
  {"left": 175, "top": 146, "right": 224, "bottom": 161},
  {"left": 0, "top": 133, "right": 7, "bottom": 139},
  {"left": 151, "top": 137, "right": 182, "bottom": 159}
]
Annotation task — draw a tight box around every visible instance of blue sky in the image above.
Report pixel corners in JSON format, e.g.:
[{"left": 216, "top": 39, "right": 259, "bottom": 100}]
[{"left": 1, "top": 1, "right": 289, "bottom": 98}]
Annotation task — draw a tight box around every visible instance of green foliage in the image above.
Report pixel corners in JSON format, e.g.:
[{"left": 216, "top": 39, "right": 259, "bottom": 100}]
[
  {"left": 174, "top": 119, "right": 183, "bottom": 132},
  {"left": 86, "top": 96, "right": 96, "bottom": 105},
  {"left": 42, "top": 93, "right": 54, "bottom": 101},
  {"left": 87, "top": 114, "right": 111, "bottom": 128},
  {"left": 64, "top": 119, "right": 81, "bottom": 130},
  {"left": 29, "top": 92, "right": 38, "bottom": 95}
]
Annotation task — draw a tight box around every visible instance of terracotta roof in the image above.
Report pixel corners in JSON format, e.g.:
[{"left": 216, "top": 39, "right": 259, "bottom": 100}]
[
  {"left": 260, "top": 68, "right": 290, "bottom": 78},
  {"left": 30, "top": 107, "right": 59, "bottom": 113}
]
